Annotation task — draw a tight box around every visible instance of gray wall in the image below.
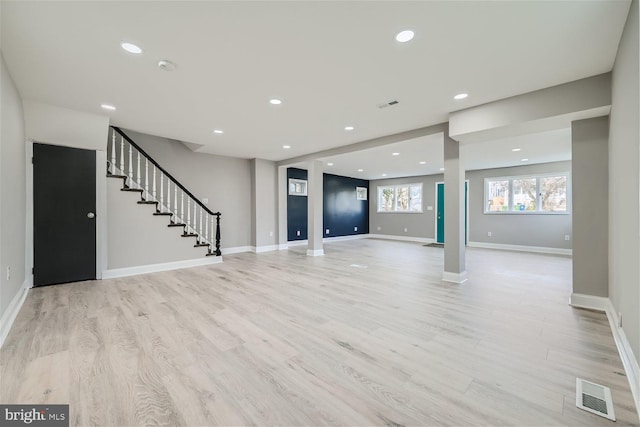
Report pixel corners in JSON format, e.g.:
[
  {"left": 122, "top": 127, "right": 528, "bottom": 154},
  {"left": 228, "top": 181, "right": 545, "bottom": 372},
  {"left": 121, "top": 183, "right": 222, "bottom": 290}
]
[
  {"left": 370, "top": 174, "right": 441, "bottom": 239},
  {"left": 0, "top": 52, "right": 26, "bottom": 319},
  {"left": 572, "top": 117, "right": 608, "bottom": 297},
  {"left": 121, "top": 129, "right": 252, "bottom": 249},
  {"left": 107, "top": 179, "right": 206, "bottom": 269},
  {"left": 467, "top": 161, "right": 572, "bottom": 249},
  {"left": 250, "top": 159, "right": 278, "bottom": 248},
  {"left": 609, "top": 0, "right": 639, "bottom": 364},
  {"left": 370, "top": 161, "right": 572, "bottom": 250}
]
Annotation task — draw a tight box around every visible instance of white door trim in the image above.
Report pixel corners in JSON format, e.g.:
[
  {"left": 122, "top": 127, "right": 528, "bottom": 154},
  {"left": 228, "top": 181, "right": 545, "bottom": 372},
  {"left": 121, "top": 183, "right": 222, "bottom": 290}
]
[{"left": 434, "top": 180, "right": 470, "bottom": 244}]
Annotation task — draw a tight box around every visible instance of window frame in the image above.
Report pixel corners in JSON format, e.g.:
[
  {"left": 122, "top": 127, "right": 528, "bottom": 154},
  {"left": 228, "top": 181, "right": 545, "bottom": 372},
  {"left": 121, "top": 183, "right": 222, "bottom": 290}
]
[
  {"left": 484, "top": 172, "right": 571, "bottom": 215},
  {"left": 377, "top": 182, "right": 423, "bottom": 213}
]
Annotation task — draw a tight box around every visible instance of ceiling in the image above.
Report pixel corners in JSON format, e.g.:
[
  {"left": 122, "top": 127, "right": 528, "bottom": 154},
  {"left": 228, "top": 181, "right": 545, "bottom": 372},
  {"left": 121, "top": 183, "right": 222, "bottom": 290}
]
[
  {"left": 0, "top": 1, "right": 629, "bottom": 166},
  {"left": 313, "top": 128, "right": 571, "bottom": 180}
]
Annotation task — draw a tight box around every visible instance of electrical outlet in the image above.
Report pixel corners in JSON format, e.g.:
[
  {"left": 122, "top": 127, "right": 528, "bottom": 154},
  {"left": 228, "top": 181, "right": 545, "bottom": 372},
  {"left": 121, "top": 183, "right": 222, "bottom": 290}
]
[
  {"left": 6, "top": 266, "right": 10, "bottom": 281},
  {"left": 565, "top": 235, "right": 570, "bottom": 241},
  {"left": 427, "top": 206, "right": 433, "bottom": 211},
  {"left": 404, "top": 228, "right": 408, "bottom": 233},
  {"left": 618, "top": 313, "right": 623, "bottom": 328},
  {"left": 269, "top": 231, "right": 273, "bottom": 237},
  {"left": 325, "top": 229, "right": 330, "bottom": 234},
  {"left": 296, "top": 230, "right": 300, "bottom": 236},
  {"left": 354, "top": 226, "right": 358, "bottom": 232},
  {"left": 202, "top": 197, "right": 209, "bottom": 205},
  {"left": 377, "top": 226, "right": 381, "bottom": 231},
  {"left": 487, "top": 231, "right": 492, "bottom": 237}
]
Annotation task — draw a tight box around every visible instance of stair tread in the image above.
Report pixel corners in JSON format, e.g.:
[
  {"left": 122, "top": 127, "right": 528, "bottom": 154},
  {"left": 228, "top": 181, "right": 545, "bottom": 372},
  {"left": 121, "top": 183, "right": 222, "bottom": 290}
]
[
  {"left": 153, "top": 212, "right": 173, "bottom": 216},
  {"left": 122, "top": 187, "right": 143, "bottom": 192},
  {"left": 107, "top": 174, "right": 127, "bottom": 179},
  {"left": 138, "top": 200, "right": 158, "bottom": 204},
  {"left": 182, "top": 233, "right": 198, "bottom": 237},
  {"left": 194, "top": 243, "right": 210, "bottom": 247},
  {"left": 206, "top": 252, "right": 221, "bottom": 256},
  {"left": 168, "top": 223, "right": 186, "bottom": 227}
]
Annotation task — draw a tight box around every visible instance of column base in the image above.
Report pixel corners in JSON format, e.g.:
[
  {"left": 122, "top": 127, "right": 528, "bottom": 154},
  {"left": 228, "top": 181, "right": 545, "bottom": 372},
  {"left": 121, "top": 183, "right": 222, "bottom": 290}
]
[
  {"left": 442, "top": 270, "right": 468, "bottom": 283},
  {"left": 306, "top": 249, "right": 325, "bottom": 257}
]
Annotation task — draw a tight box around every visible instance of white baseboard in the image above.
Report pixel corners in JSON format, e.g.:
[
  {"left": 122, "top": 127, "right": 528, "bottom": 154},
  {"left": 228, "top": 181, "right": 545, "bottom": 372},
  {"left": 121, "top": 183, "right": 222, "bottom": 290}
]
[
  {"left": 368, "top": 234, "right": 436, "bottom": 244},
  {"left": 221, "top": 246, "right": 253, "bottom": 255},
  {"left": 468, "top": 241, "right": 572, "bottom": 256},
  {"left": 254, "top": 245, "right": 279, "bottom": 253},
  {"left": 323, "top": 234, "right": 370, "bottom": 242},
  {"left": 442, "top": 270, "right": 468, "bottom": 284},
  {"left": 287, "top": 239, "right": 308, "bottom": 247},
  {"left": 0, "top": 280, "right": 29, "bottom": 348},
  {"left": 278, "top": 244, "right": 289, "bottom": 250},
  {"left": 306, "top": 249, "right": 325, "bottom": 256},
  {"left": 102, "top": 256, "right": 222, "bottom": 279},
  {"left": 570, "top": 293, "right": 640, "bottom": 419}
]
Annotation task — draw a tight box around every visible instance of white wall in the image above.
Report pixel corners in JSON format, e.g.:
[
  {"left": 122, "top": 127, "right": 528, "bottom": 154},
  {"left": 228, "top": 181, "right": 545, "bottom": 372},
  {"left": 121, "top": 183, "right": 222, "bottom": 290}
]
[
  {"left": 0, "top": 52, "right": 26, "bottom": 320},
  {"left": 609, "top": 0, "right": 640, "bottom": 365},
  {"left": 23, "top": 100, "right": 109, "bottom": 150}
]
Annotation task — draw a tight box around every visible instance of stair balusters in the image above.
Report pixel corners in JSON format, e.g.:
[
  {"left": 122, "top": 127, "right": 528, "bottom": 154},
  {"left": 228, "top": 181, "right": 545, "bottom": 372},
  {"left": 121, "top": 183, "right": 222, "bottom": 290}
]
[
  {"left": 119, "top": 136, "right": 124, "bottom": 175},
  {"left": 144, "top": 158, "right": 149, "bottom": 199},
  {"left": 136, "top": 151, "right": 141, "bottom": 189},
  {"left": 181, "top": 191, "right": 185, "bottom": 226},
  {"left": 174, "top": 186, "right": 178, "bottom": 224},
  {"left": 128, "top": 143, "right": 133, "bottom": 187},
  {"left": 187, "top": 195, "right": 191, "bottom": 233},
  {"left": 152, "top": 166, "right": 157, "bottom": 202},
  {"left": 166, "top": 179, "right": 170, "bottom": 216},
  {"left": 110, "top": 132, "right": 116, "bottom": 174},
  {"left": 199, "top": 207, "right": 203, "bottom": 244},
  {"left": 159, "top": 171, "right": 164, "bottom": 213}
]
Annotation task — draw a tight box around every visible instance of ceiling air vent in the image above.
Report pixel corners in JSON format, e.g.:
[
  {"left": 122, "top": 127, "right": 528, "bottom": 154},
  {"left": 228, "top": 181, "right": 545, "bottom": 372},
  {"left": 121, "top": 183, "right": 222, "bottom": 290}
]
[
  {"left": 378, "top": 100, "right": 399, "bottom": 109},
  {"left": 576, "top": 378, "right": 616, "bottom": 421}
]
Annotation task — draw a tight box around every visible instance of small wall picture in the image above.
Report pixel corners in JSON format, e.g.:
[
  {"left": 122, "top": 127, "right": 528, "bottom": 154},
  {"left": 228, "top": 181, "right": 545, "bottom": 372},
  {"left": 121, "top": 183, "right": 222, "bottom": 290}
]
[
  {"left": 289, "top": 178, "right": 307, "bottom": 196},
  {"left": 356, "top": 187, "right": 368, "bottom": 200}
]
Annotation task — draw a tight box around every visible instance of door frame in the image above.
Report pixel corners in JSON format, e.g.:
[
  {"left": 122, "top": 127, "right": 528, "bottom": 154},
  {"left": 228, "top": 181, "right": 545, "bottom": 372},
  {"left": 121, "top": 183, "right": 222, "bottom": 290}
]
[
  {"left": 25, "top": 140, "right": 107, "bottom": 287},
  {"left": 434, "top": 180, "right": 470, "bottom": 245}
]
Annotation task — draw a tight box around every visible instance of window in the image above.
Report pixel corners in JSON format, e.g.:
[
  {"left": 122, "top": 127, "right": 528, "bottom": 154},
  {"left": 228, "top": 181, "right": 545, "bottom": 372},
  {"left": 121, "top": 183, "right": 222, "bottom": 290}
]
[
  {"left": 377, "top": 183, "right": 422, "bottom": 213},
  {"left": 484, "top": 173, "right": 569, "bottom": 214},
  {"left": 356, "top": 187, "right": 367, "bottom": 200},
  {"left": 288, "top": 178, "right": 307, "bottom": 196}
]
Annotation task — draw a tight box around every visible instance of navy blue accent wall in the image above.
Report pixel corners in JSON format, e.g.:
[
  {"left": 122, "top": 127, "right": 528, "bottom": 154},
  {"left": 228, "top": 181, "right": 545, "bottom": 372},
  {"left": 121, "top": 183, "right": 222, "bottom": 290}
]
[
  {"left": 287, "top": 168, "right": 308, "bottom": 241},
  {"left": 286, "top": 168, "right": 369, "bottom": 241},
  {"left": 323, "top": 173, "right": 369, "bottom": 237}
]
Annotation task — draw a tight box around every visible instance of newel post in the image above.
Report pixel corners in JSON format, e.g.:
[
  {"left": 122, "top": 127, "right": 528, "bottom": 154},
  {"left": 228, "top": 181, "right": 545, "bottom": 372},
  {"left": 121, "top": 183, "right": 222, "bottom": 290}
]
[{"left": 215, "top": 213, "right": 221, "bottom": 256}]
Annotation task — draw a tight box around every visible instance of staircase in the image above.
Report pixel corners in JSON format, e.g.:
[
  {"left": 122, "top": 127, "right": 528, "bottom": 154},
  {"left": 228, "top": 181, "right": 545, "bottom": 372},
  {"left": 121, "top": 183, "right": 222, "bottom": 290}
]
[{"left": 106, "top": 126, "right": 221, "bottom": 257}]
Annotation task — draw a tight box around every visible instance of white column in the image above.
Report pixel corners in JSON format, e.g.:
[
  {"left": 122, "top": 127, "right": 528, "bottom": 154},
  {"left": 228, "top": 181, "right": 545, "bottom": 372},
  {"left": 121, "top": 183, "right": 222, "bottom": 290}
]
[
  {"left": 442, "top": 132, "right": 467, "bottom": 283},
  {"left": 307, "top": 160, "right": 324, "bottom": 256},
  {"left": 277, "top": 166, "right": 288, "bottom": 250}
]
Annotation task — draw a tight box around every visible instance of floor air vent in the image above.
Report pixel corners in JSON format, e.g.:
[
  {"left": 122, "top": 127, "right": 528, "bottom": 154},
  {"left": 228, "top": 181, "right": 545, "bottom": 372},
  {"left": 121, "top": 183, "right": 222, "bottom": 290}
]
[{"left": 576, "top": 378, "right": 616, "bottom": 421}]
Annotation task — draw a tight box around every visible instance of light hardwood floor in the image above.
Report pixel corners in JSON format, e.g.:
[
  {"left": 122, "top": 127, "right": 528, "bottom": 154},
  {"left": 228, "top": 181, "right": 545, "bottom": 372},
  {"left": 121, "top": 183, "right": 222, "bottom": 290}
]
[{"left": 1, "top": 239, "right": 638, "bottom": 426}]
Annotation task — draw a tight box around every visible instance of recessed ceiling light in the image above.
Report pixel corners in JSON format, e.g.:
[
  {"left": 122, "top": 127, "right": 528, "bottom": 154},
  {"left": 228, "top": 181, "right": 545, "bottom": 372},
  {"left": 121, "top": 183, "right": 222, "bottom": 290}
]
[
  {"left": 395, "top": 30, "right": 415, "bottom": 43},
  {"left": 121, "top": 42, "right": 142, "bottom": 54},
  {"left": 419, "top": 161, "right": 426, "bottom": 165},
  {"left": 521, "top": 158, "right": 529, "bottom": 162},
  {"left": 454, "top": 93, "right": 468, "bottom": 100},
  {"left": 357, "top": 169, "right": 364, "bottom": 172},
  {"left": 213, "top": 129, "right": 224, "bottom": 134},
  {"left": 392, "top": 152, "right": 400, "bottom": 156},
  {"left": 101, "top": 104, "right": 116, "bottom": 111},
  {"left": 327, "top": 162, "right": 334, "bottom": 166},
  {"left": 344, "top": 126, "right": 354, "bottom": 131},
  {"left": 282, "top": 145, "right": 291, "bottom": 149},
  {"left": 382, "top": 173, "right": 387, "bottom": 177},
  {"left": 440, "top": 167, "right": 445, "bottom": 171},
  {"left": 269, "top": 98, "right": 282, "bottom": 105},
  {"left": 512, "top": 148, "right": 521, "bottom": 152}
]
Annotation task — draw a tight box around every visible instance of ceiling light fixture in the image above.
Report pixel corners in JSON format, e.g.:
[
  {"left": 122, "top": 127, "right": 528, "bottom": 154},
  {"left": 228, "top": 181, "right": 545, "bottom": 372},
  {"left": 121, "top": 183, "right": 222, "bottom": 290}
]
[
  {"left": 121, "top": 42, "right": 142, "bottom": 54},
  {"left": 269, "top": 98, "right": 282, "bottom": 105},
  {"left": 282, "top": 145, "right": 291, "bottom": 149},
  {"left": 357, "top": 169, "right": 364, "bottom": 172},
  {"left": 344, "top": 126, "right": 354, "bottom": 131},
  {"left": 392, "top": 152, "right": 400, "bottom": 156},
  {"left": 454, "top": 93, "right": 468, "bottom": 100},
  {"left": 327, "top": 162, "right": 334, "bottom": 166},
  {"left": 395, "top": 30, "right": 415, "bottom": 43},
  {"left": 213, "top": 129, "right": 224, "bottom": 134},
  {"left": 521, "top": 158, "right": 529, "bottom": 162},
  {"left": 419, "top": 161, "right": 426, "bottom": 164},
  {"left": 101, "top": 104, "right": 116, "bottom": 111},
  {"left": 512, "top": 148, "right": 521, "bottom": 152}
]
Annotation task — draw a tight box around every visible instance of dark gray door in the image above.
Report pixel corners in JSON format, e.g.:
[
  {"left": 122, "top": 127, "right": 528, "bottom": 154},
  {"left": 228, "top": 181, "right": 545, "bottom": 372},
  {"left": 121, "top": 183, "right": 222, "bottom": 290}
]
[{"left": 33, "top": 143, "right": 96, "bottom": 286}]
